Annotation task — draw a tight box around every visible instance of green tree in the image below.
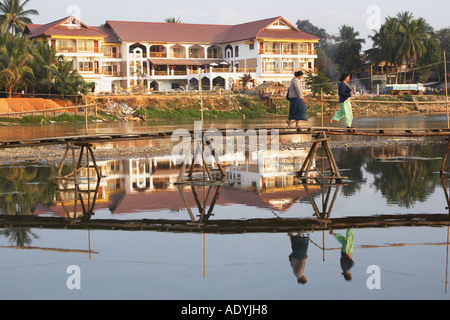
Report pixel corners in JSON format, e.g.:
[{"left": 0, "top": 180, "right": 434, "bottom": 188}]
[
  {"left": 0, "top": 0, "right": 38, "bottom": 35},
  {"left": 333, "top": 25, "right": 365, "bottom": 75},
  {"left": 49, "top": 59, "right": 94, "bottom": 97},
  {"left": 29, "top": 39, "right": 61, "bottom": 94},
  {"left": 366, "top": 12, "right": 440, "bottom": 84},
  {"left": 0, "top": 32, "right": 33, "bottom": 97},
  {"left": 366, "top": 16, "right": 402, "bottom": 82},
  {"left": 397, "top": 12, "right": 437, "bottom": 82},
  {"left": 304, "top": 71, "right": 334, "bottom": 95},
  {"left": 296, "top": 19, "right": 330, "bottom": 46}
]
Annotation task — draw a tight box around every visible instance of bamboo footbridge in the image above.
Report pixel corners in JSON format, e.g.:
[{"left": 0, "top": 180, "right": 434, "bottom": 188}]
[{"left": 2, "top": 125, "right": 450, "bottom": 179}]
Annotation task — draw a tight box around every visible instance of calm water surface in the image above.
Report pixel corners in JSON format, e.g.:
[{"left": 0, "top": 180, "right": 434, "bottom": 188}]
[{"left": 1, "top": 114, "right": 450, "bottom": 300}]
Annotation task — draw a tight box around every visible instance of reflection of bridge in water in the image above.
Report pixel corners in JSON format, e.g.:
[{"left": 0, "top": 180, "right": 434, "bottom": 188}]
[
  {"left": 2, "top": 175, "right": 450, "bottom": 234},
  {"left": 2, "top": 126, "right": 450, "bottom": 233}
]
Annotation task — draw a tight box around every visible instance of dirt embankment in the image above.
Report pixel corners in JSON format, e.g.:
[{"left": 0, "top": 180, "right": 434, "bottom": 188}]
[
  {"left": 1, "top": 95, "right": 447, "bottom": 119},
  {"left": 84, "top": 94, "right": 449, "bottom": 116},
  {"left": 0, "top": 98, "right": 75, "bottom": 114}
]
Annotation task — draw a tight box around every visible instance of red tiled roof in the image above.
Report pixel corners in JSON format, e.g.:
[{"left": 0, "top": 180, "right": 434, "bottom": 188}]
[
  {"left": 94, "top": 26, "right": 121, "bottom": 43},
  {"left": 104, "top": 20, "right": 231, "bottom": 44},
  {"left": 26, "top": 16, "right": 108, "bottom": 39},
  {"left": 26, "top": 16, "right": 319, "bottom": 44},
  {"left": 105, "top": 16, "right": 319, "bottom": 44}
]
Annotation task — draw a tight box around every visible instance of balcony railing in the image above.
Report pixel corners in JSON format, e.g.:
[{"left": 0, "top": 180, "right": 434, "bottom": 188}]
[
  {"left": 103, "top": 52, "right": 122, "bottom": 59},
  {"left": 149, "top": 52, "right": 167, "bottom": 58},
  {"left": 78, "top": 68, "right": 101, "bottom": 74},
  {"left": 78, "top": 47, "right": 102, "bottom": 53},
  {"left": 56, "top": 47, "right": 103, "bottom": 54},
  {"left": 56, "top": 46, "right": 76, "bottom": 53},
  {"left": 103, "top": 70, "right": 123, "bottom": 77},
  {"left": 260, "top": 49, "right": 317, "bottom": 55},
  {"left": 262, "top": 68, "right": 317, "bottom": 74},
  {"left": 169, "top": 53, "right": 186, "bottom": 58}
]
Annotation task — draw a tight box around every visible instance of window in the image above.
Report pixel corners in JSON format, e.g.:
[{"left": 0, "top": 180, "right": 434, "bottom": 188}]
[
  {"left": 79, "top": 60, "right": 94, "bottom": 72},
  {"left": 298, "top": 43, "right": 308, "bottom": 54},
  {"left": 249, "top": 43, "right": 254, "bottom": 50},
  {"left": 57, "top": 39, "right": 76, "bottom": 52},
  {"left": 234, "top": 46, "right": 239, "bottom": 57},
  {"left": 78, "top": 40, "right": 94, "bottom": 52}
]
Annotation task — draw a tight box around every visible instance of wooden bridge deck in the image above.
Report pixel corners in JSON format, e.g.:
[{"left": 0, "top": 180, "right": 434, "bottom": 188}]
[
  {"left": 1, "top": 213, "right": 450, "bottom": 234},
  {"left": 1, "top": 126, "right": 450, "bottom": 149}
]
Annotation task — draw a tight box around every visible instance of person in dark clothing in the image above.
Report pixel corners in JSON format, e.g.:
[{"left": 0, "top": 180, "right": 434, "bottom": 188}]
[
  {"left": 286, "top": 71, "right": 308, "bottom": 128},
  {"left": 329, "top": 73, "right": 353, "bottom": 128},
  {"left": 288, "top": 232, "right": 309, "bottom": 284},
  {"left": 330, "top": 229, "right": 355, "bottom": 281}
]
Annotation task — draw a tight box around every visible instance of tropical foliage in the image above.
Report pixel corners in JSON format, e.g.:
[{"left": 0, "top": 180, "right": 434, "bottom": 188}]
[
  {"left": 366, "top": 11, "right": 441, "bottom": 83},
  {"left": 0, "top": 0, "right": 93, "bottom": 97},
  {"left": 0, "top": 0, "right": 38, "bottom": 35}
]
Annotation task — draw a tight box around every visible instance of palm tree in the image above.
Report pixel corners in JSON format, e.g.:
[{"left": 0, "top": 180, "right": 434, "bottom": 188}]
[
  {"left": 30, "top": 39, "right": 61, "bottom": 93},
  {"left": 0, "top": 32, "right": 34, "bottom": 97},
  {"left": 367, "top": 12, "right": 438, "bottom": 84},
  {"left": 240, "top": 73, "right": 253, "bottom": 93},
  {"left": 0, "top": 0, "right": 38, "bottom": 35},
  {"left": 48, "top": 59, "right": 92, "bottom": 97},
  {"left": 366, "top": 17, "right": 402, "bottom": 82},
  {"left": 164, "top": 17, "right": 181, "bottom": 23},
  {"left": 397, "top": 14, "right": 437, "bottom": 82}
]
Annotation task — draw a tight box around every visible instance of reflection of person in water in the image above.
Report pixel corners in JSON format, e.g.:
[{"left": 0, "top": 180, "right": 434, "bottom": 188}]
[
  {"left": 330, "top": 229, "right": 354, "bottom": 281},
  {"left": 288, "top": 232, "right": 309, "bottom": 284}
]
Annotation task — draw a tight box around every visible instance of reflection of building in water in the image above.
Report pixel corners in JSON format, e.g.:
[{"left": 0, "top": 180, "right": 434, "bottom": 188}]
[
  {"left": 44, "top": 148, "right": 321, "bottom": 217},
  {"left": 226, "top": 149, "right": 316, "bottom": 192}
]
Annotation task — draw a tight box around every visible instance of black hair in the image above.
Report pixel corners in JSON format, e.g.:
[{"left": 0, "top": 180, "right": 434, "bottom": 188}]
[
  {"left": 339, "top": 73, "right": 350, "bottom": 82},
  {"left": 294, "top": 71, "right": 304, "bottom": 77}
]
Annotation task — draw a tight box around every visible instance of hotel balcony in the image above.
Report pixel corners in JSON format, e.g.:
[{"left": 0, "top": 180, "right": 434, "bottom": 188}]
[
  {"left": 260, "top": 49, "right": 317, "bottom": 56},
  {"left": 149, "top": 52, "right": 168, "bottom": 58},
  {"left": 103, "top": 52, "right": 122, "bottom": 59},
  {"left": 262, "top": 67, "right": 317, "bottom": 74}
]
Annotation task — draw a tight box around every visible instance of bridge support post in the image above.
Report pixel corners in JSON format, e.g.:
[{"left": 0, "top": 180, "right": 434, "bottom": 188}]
[
  {"left": 176, "top": 138, "right": 225, "bottom": 184},
  {"left": 441, "top": 138, "right": 450, "bottom": 176},
  {"left": 54, "top": 142, "right": 102, "bottom": 219},
  {"left": 297, "top": 131, "right": 346, "bottom": 183}
]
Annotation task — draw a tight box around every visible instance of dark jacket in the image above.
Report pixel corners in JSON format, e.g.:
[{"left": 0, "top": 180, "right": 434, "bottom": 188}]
[{"left": 338, "top": 82, "right": 352, "bottom": 103}]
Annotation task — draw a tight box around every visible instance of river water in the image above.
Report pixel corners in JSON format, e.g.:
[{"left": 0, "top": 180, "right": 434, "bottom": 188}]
[{"left": 1, "top": 113, "right": 450, "bottom": 302}]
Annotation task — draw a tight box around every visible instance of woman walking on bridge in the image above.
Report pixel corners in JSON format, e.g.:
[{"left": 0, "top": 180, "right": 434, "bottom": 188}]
[
  {"left": 329, "top": 73, "right": 353, "bottom": 128},
  {"left": 286, "top": 71, "right": 308, "bottom": 128}
]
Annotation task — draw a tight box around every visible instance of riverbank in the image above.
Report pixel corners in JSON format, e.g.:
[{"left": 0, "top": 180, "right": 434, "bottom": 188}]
[{"left": 0, "top": 94, "right": 448, "bottom": 125}]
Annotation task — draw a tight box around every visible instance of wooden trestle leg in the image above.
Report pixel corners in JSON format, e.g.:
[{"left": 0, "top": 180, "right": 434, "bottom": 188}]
[
  {"left": 441, "top": 138, "right": 450, "bottom": 176},
  {"left": 176, "top": 139, "right": 225, "bottom": 185},
  {"left": 296, "top": 131, "right": 347, "bottom": 184},
  {"left": 54, "top": 143, "right": 102, "bottom": 219}
]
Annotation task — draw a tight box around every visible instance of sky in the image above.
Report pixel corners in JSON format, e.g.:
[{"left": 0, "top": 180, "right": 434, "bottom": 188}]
[{"left": 31, "top": 0, "right": 449, "bottom": 49}]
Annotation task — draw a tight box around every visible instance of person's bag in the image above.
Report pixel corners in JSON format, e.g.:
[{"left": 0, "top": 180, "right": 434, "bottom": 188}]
[{"left": 286, "top": 89, "right": 290, "bottom": 101}]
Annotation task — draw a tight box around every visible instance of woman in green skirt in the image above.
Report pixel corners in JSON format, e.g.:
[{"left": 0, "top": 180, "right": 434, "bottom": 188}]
[{"left": 329, "top": 73, "right": 353, "bottom": 128}]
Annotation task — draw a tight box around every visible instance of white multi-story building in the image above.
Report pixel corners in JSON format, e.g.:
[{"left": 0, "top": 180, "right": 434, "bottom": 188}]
[{"left": 26, "top": 16, "right": 319, "bottom": 94}]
